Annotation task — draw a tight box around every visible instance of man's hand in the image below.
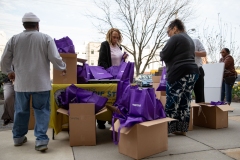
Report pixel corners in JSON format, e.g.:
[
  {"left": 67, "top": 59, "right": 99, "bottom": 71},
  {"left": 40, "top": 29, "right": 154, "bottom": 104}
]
[{"left": 8, "top": 72, "right": 15, "bottom": 81}]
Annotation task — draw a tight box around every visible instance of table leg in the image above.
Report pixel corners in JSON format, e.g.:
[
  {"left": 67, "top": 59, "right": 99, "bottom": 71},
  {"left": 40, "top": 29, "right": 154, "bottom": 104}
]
[{"left": 52, "top": 129, "right": 55, "bottom": 140}]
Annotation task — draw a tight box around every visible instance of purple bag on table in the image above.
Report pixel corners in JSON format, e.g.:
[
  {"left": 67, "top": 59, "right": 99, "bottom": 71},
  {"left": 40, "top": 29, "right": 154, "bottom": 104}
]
[
  {"left": 106, "top": 66, "right": 120, "bottom": 79},
  {"left": 54, "top": 36, "right": 75, "bottom": 53},
  {"left": 156, "top": 67, "right": 167, "bottom": 91},
  {"left": 128, "top": 87, "right": 156, "bottom": 121},
  {"left": 56, "top": 85, "right": 78, "bottom": 110},
  {"left": 115, "top": 62, "right": 134, "bottom": 83},
  {"left": 76, "top": 87, "right": 108, "bottom": 113},
  {"left": 89, "top": 66, "right": 113, "bottom": 80},
  {"left": 77, "top": 64, "right": 91, "bottom": 84}
]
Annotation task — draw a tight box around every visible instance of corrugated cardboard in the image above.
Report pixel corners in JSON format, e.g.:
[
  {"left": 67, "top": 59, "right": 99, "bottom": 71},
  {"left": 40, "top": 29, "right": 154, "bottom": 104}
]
[
  {"left": 160, "top": 96, "right": 166, "bottom": 109},
  {"left": 188, "top": 102, "right": 200, "bottom": 131},
  {"left": 28, "top": 96, "right": 35, "bottom": 130},
  {"left": 152, "top": 83, "right": 161, "bottom": 99},
  {"left": 57, "top": 103, "right": 96, "bottom": 146},
  {"left": 192, "top": 103, "right": 234, "bottom": 129},
  {"left": 111, "top": 118, "right": 175, "bottom": 160},
  {"left": 152, "top": 76, "right": 161, "bottom": 83},
  {"left": 77, "top": 58, "right": 87, "bottom": 64},
  {"left": 53, "top": 53, "right": 77, "bottom": 84},
  {"left": 161, "top": 91, "right": 166, "bottom": 96}
]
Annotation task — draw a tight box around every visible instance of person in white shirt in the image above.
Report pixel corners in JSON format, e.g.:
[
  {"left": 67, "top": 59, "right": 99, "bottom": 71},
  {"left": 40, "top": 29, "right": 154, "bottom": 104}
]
[
  {"left": 1, "top": 12, "right": 66, "bottom": 152},
  {"left": 192, "top": 38, "right": 207, "bottom": 103}
]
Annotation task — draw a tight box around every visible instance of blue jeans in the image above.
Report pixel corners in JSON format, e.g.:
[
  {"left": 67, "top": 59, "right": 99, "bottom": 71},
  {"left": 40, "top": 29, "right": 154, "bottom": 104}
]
[
  {"left": 221, "top": 82, "right": 233, "bottom": 104},
  {"left": 13, "top": 91, "right": 50, "bottom": 146}
]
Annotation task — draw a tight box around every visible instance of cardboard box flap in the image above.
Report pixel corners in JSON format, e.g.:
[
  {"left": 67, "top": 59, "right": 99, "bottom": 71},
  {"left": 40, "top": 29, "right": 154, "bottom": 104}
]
[
  {"left": 57, "top": 108, "right": 69, "bottom": 116},
  {"left": 191, "top": 102, "right": 201, "bottom": 107},
  {"left": 60, "top": 53, "right": 77, "bottom": 58},
  {"left": 196, "top": 103, "right": 234, "bottom": 111},
  {"left": 140, "top": 117, "right": 175, "bottom": 127},
  {"left": 110, "top": 120, "right": 132, "bottom": 135},
  {"left": 77, "top": 58, "right": 87, "bottom": 63},
  {"left": 95, "top": 108, "right": 107, "bottom": 116},
  {"left": 217, "top": 105, "right": 234, "bottom": 111}
]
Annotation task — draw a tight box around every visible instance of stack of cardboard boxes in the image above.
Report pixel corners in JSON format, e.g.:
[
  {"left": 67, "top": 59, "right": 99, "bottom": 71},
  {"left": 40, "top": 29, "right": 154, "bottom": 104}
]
[{"left": 53, "top": 53, "right": 97, "bottom": 146}]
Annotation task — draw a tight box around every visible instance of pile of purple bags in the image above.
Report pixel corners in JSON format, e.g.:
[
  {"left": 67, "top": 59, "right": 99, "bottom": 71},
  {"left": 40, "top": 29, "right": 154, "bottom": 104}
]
[
  {"left": 77, "top": 62, "right": 134, "bottom": 84},
  {"left": 54, "top": 36, "right": 75, "bottom": 53},
  {"left": 112, "top": 79, "right": 166, "bottom": 144},
  {"left": 55, "top": 84, "right": 108, "bottom": 113}
]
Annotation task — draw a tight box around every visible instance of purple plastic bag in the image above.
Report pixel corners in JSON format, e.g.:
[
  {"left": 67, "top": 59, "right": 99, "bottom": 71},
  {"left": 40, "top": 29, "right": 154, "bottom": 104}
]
[
  {"left": 156, "top": 67, "right": 167, "bottom": 91},
  {"left": 77, "top": 64, "right": 91, "bottom": 84},
  {"left": 76, "top": 87, "right": 108, "bottom": 113},
  {"left": 210, "top": 101, "right": 227, "bottom": 105},
  {"left": 116, "top": 62, "right": 127, "bottom": 79},
  {"left": 128, "top": 87, "right": 156, "bottom": 121},
  {"left": 89, "top": 66, "right": 113, "bottom": 80},
  {"left": 116, "top": 62, "right": 134, "bottom": 83},
  {"left": 57, "top": 85, "right": 78, "bottom": 110},
  {"left": 54, "top": 36, "right": 75, "bottom": 53},
  {"left": 155, "top": 99, "right": 166, "bottom": 119},
  {"left": 106, "top": 66, "right": 120, "bottom": 79}
]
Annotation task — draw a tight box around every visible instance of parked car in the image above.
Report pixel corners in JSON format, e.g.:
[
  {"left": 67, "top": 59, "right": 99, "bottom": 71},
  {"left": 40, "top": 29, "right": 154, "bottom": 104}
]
[{"left": 135, "top": 74, "right": 153, "bottom": 87}]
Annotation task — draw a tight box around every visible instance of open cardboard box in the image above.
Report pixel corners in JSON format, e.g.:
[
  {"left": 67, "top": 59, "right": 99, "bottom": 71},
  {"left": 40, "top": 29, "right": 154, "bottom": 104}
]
[
  {"left": 192, "top": 103, "right": 234, "bottom": 129},
  {"left": 111, "top": 118, "right": 175, "bottom": 160},
  {"left": 188, "top": 102, "right": 202, "bottom": 131},
  {"left": 57, "top": 103, "right": 96, "bottom": 146},
  {"left": 53, "top": 53, "right": 77, "bottom": 84}
]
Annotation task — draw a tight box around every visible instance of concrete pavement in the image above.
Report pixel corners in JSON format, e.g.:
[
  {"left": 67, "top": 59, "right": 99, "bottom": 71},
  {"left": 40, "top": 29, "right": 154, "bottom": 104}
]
[{"left": 0, "top": 102, "right": 240, "bottom": 160}]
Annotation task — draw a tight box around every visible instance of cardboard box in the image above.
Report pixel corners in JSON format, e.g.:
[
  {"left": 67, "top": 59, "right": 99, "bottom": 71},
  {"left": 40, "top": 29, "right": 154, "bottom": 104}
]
[
  {"left": 192, "top": 103, "right": 234, "bottom": 129},
  {"left": 161, "top": 91, "right": 166, "bottom": 96},
  {"left": 160, "top": 96, "right": 166, "bottom": 109},
  {"left": 53, "top": 53, "right": 77, "bottom": 84},
  {"left": 152, "top": 83, "right": 161, "bottom": 99},
  {"left": 152, "top": 76, "right": 161, "bottom": 83},
  {"left": 111, "top": 118, "right": 174, "bottom": 160},
  {"left": 57, "top": 103, "right": 96, "bottom": 146},
  {"left": 28, "top": 96, "right": 35, "bottom": 130},
  {"left": 188, "top": 102, "right": 201, "bottom": 131}
]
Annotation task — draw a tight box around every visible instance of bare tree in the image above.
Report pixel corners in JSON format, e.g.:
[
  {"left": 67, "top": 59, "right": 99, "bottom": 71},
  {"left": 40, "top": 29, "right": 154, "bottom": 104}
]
[
  {"left": 198, "top": 16, "right": 240, "bottom": 68},
  {"left": 88, "top": 0, "right": 195, "bottom": 76}
]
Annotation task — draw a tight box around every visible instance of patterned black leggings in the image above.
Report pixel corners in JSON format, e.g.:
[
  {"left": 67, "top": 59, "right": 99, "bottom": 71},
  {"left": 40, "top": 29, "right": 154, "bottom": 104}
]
[{"left": 165, "top": 74, "right": 199, "bottom": 133}]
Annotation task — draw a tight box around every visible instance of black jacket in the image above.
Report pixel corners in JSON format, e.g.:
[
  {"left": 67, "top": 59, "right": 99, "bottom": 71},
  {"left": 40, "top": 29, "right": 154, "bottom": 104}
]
[
  {"left": 98, "top": 41, "right": 122, "bottom": 69},
  {"left": 160, "top": 32, "right": 199, "bottom": 83}
]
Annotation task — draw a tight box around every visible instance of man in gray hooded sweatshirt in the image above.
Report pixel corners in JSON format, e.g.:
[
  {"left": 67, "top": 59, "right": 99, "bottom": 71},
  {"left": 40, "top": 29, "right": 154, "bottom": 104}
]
[{"left": 1, "top": 12, "right": 66, "bottom": 152}]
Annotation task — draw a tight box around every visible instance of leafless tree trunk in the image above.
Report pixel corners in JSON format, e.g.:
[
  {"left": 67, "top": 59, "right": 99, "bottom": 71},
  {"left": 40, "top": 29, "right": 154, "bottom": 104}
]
[
  {"left": 88, "top": 0, "right": 195, "bottom": 76},
  {"left": 198, "top": 16, "right": 240, "bottom": 69}
]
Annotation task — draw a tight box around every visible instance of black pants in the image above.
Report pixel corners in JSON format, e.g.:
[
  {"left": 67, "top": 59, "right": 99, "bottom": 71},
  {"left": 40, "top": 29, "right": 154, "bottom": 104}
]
[
  {"left": 194, "top": 67, "right": 205, "bottom": 103},
  {"left": 97, "top": 120, "right": 106, "bottom": 126}
]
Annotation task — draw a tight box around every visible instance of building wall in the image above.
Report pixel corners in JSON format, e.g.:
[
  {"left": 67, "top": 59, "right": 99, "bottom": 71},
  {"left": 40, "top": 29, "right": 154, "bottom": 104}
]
[{"left": 81, "top": 42, "right": 162, "bottom": 76}]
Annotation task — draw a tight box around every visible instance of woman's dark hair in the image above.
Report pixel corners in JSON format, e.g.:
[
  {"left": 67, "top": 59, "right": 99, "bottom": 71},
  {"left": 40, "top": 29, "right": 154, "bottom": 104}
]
[
  {"left": 223, "top": 48, "right": 230, "bottom": 54},
  {"left": 23, "top": 22, "right": 38, "bottom": 29},
  {"left": 168, "top": 19, "right": 185, "bottom": 32}
]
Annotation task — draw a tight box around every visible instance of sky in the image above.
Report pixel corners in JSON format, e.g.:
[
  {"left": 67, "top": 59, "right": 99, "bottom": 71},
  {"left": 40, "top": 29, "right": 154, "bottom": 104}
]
[{"left": 0, "top": 0, "right": 240, "bottom": 53}]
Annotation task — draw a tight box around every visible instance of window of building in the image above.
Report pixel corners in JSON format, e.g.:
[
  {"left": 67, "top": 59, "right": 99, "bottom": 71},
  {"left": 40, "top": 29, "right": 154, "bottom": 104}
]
[
  {"left": 91, "top": 60, "right": 94, "bottom": 65},
  {"left": 82, "top": 52, "right": 86, "bottom": 54},
  {"left": 91, "top": 50, "right": 94, "bottom": 54}
]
